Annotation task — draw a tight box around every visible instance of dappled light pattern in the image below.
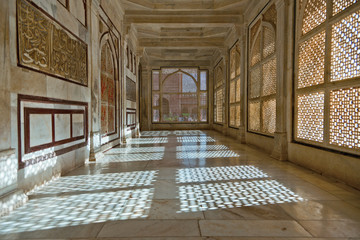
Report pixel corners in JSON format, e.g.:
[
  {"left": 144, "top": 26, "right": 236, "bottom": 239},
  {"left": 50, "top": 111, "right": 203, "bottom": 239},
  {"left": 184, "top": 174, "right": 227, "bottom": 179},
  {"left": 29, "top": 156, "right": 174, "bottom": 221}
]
[
  {"left": 106, "top": 146, "right": 165, "bottom": 154},
  {"left": 140, "top": 130, "right": 206, "bottom": 137},
  {"left": 177, "top": 136, "right": 215, "bottom": 143},
  {"left": 174, "top": 130, "right": 205, "bottom": 135},
  {"left": 127, "top": 137, "right": 168, "bottom": 144},
  {"left": 0, "top": 188, "right": 154, "bottom": 234},
  {"left": 177, "top": 150, "right": 239, "bottom": 159},
  {"left": 176, "top": 166, "right": 268, "bottom": 184},
  {"left": 178, "top": 180, "right": 304, "bottom": 212},
  {"left": 141, "top": 131, "right": 172, "bottom": 137},
  {"left": 0, "top": 192, "right": 28, "bottom": 218},
  {"left": 28, "top": 171, "right": 158, "bottom": 195},
  {"left": 102, "top": 153, "right": 164, "bottom": 162},
  {"left": 176, "top": 145, "right": 229, "bottom": 151}
]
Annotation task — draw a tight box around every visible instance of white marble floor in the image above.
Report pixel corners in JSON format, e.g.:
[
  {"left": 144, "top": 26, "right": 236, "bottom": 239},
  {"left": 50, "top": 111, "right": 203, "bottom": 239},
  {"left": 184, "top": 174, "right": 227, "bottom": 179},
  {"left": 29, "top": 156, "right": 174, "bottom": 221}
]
[{"left": 1, "top": 130, "right": 360, "bottom": 239}]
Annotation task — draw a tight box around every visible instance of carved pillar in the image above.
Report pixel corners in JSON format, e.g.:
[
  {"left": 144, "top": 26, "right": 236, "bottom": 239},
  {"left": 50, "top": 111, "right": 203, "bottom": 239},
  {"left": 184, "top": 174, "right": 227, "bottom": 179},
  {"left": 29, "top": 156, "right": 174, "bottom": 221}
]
[{"left": 272, "top": 0, "right": 289, "bottom": 161}]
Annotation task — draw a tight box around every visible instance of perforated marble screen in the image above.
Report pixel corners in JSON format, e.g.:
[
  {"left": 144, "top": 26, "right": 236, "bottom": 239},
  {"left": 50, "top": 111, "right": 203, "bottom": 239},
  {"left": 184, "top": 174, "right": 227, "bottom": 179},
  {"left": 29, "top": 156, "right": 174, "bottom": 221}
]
[{"left": 295, "top": 0, "right": 360, "bottom": 153}]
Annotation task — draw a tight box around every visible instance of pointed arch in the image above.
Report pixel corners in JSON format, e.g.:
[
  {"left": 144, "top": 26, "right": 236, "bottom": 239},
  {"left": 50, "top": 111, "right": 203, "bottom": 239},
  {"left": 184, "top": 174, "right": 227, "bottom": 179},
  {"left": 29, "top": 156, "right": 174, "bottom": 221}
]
[
  {"left": 151, "top": 67, "right": 208, "bottom": 123},
  {"left": 99, "top": 32, "right": 118, "bottom": 138}
]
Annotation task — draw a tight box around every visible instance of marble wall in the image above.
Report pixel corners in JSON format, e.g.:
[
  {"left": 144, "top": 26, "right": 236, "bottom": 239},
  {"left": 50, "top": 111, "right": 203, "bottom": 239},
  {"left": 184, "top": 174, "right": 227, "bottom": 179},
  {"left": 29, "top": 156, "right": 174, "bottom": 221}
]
[{"left": 0, "top": 0, "right": 139, "bottom": 213}]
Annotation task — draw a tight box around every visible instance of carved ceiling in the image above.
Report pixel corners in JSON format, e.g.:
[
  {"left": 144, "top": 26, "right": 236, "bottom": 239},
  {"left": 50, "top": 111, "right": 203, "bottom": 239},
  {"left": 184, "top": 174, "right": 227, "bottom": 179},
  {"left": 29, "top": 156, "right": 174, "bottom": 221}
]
[{"left": 120, "top": 0, "right": 252, "bottom": 65}]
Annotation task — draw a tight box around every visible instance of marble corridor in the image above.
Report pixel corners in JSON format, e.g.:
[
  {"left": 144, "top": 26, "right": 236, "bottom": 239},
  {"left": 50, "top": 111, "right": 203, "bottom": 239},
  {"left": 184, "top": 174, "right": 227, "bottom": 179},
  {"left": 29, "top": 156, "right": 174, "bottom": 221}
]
[{"left": 0, "top": 130, "right": 360, "bottom": 239}]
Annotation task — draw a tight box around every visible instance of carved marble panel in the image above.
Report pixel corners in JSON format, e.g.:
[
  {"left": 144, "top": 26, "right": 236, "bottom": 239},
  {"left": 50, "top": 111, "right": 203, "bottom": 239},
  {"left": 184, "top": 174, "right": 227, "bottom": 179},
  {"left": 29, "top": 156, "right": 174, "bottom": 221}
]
[
  {"left": 17, "top": 0, "right": 87, "bottom": 85},
  {"left": 126, "top": 77, "right": 136, "bottom": 102}
]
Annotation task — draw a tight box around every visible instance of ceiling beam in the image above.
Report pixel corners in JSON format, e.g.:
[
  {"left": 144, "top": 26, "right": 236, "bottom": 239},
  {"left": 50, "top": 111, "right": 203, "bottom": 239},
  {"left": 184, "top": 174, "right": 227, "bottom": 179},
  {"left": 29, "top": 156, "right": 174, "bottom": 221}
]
[
  {"left": 125, "top": 10, "right": 242, "bottom": 15},
  {"left": 139, "top": 37, "right": 225, "bottom": 48},
  {"left": 125, "top": 15, "right": 241, "bottom": 24},
  {"left": 123, "top": 0, "right": 154, "bottom": 10}
]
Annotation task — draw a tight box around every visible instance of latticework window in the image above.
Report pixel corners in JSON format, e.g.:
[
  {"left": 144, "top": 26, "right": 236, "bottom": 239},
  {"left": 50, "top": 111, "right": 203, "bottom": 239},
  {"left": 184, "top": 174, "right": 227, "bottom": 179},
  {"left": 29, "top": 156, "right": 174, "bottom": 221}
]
[
  {"left": 214, "top": 60, "right": 225, "bottom": 124},
  {"left": 152, "top": 68, "right": 207, "bottom": 123},
  {"left": 229, "top": 42, "right": 241, "bottom": 128},
  {"left": 101, "top": 41, "right": 116, "bottom": 135},
  {"left": 248, "top": 5, "right": 277, "bottom": 136},
  {"left": 295, "top": 0, "right": 360, "bottom": 153}
]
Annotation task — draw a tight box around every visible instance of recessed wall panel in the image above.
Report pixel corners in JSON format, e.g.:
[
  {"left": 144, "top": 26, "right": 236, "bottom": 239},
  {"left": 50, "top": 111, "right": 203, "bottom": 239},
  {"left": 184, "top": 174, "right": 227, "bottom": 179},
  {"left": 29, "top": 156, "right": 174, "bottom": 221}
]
[{"left": 29, "top": 114, "right": 52, "bottom": 147}]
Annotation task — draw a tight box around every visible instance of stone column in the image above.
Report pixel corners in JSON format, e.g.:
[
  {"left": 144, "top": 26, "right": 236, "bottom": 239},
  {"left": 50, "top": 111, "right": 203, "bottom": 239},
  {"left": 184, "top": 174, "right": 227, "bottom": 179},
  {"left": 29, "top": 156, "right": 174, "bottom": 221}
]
[
  {"left": 220, "top": 48, "right": 228, "bottom": 135},
  {"left": 272, "top": 0, "right": 289, "bottom": 161},
  {"left": 121, "top": 37, "right": 127, "bottom": 144},
  {"left": 145, "top": 65, "right": 153, "bottom": 131},
  {"left": 208, "top": 68, "right": 214, "bottom": 128},
  {"left": 135, "top": 48, "right": 144, "bottom": 136},
  {"left": 89, "top": 0, "right": 102, "bottom": 161},
  {"left": 238, "top": 24, "right": 247, "bottom": 144}
]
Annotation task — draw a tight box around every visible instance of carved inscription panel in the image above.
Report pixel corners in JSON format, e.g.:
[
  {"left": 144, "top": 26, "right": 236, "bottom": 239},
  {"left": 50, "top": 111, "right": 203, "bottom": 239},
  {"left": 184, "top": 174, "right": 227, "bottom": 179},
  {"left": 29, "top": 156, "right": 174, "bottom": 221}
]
[{"left": 17, "top": 0, "right": 87, "bottom": 85}]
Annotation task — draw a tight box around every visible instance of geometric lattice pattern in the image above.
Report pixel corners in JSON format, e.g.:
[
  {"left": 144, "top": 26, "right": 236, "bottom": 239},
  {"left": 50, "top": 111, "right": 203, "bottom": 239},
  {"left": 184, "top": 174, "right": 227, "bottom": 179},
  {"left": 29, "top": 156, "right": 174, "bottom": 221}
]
[
  {"left": 248, "top": 5, "right": 277, "bottom": 135},
  {"left": 250, "top": 67, "right": 261, "bottom": 98},
  {"left": 177, "top": 136, "right": 216, "bottom": 143},
  {"left": 230, "top": 81, "right": 235, "bottom": 103},
  {"left": 214, "top": 61, "right": 225, "bottom": 124},
  {"left": 236, "top": 105, "right": 241, "bottom": 127},
  {"left": 152, "top": 71, "right": 160, "bottom": 90},
  {"left": 249, "top": 101, "right": 261, "bottom": 132},
  {"left": 177, "top": 150, "right": 239, "bottom": 159},
  {"left": 263, "top": 4, "right": 277, "bottom": 25},
  {"left": 302, "top": 0, "right": 327, "bottom": 35},
  {"left": 28, "top": 171, "right": 157, "bottom": 195},
  {"left": 249, "top": 4, "right": 277, "bottom": 135},
  {"left": 251, "top": 35, "right": 261, "bottom": 66},
  {"left": 330, "top": 87, "right": 360, "bottom": 149},
  {"left": 178, "top": 180, "right": 304, "bottom": 212},
  {"left": 153, "top": 94, "right": 159, "bottom": 107},
  {"left": 152, "top": 70, "right": 160, "bottom": 122},
  {"left": 262, "top": 58, "right": 277, "bottom": 96},
  {"left": 215, "top": 65, "right": 224, "bottom": 88},
  {"left": 176, "top": 166, "right": 268, "bottom": 184},
  {"left": 152, "top": 68, "right": 207, "bottom": 123},
  {"left": 333, "top": 0, "right": 358, "bottom": 15},
  {"left": 297, "top": 92, "right": 324, "bottom": 142},
  {"left": 230, "top": 48, "right": 236, "bottom": 79},
  {"left": 296, "top": 0, "right": 360, "bottom": 153},
  {"left": 263, "top": 26, "right": 276, "bottom": 58},
  {"left": 331, "top": 10, "right": 360, "bottom": 82},
  {"left": 229, "top": 43, "right": 241, "bottom": 128},
  {"left": 216, "top": 88, "right": 223, "bottom": 123},
  {"left": 161, "top": 68, "right": 178, "bottom": 81},
  {"left": 153, "top": 109, "right": 159, "bottom": 122},
  {"left": 236, "top": 79, "right": 241, "bottom": 102},
  {"left": 298, "top": 31, "right": 326, "bottom": 88},
  {"left": 262, "top": 98, "right": 276, "bottom": 134},
  {"left": 230, "top": 105, "right": 235, "bottom": 126}
]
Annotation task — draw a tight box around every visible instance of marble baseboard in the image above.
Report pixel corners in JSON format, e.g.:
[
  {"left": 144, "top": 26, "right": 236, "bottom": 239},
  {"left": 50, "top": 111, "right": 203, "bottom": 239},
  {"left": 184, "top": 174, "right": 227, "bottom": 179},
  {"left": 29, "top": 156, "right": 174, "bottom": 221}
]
[
  {"left": 0, "top": 189, "right": 28, "bottom": 217},
  {"left": 0, "top": 149, "right": 17, "bottom": 195}
]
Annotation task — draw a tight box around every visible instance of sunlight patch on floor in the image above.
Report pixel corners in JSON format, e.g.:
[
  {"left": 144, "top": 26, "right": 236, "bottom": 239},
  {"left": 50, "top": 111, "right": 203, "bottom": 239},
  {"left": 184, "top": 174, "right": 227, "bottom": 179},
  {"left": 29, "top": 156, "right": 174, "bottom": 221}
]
[
  {"left": 176, "top": 166, "right": 268, "bottom": 183},
  {"left": 178, "top": 180, "right": 304, "bottom": 213}
]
